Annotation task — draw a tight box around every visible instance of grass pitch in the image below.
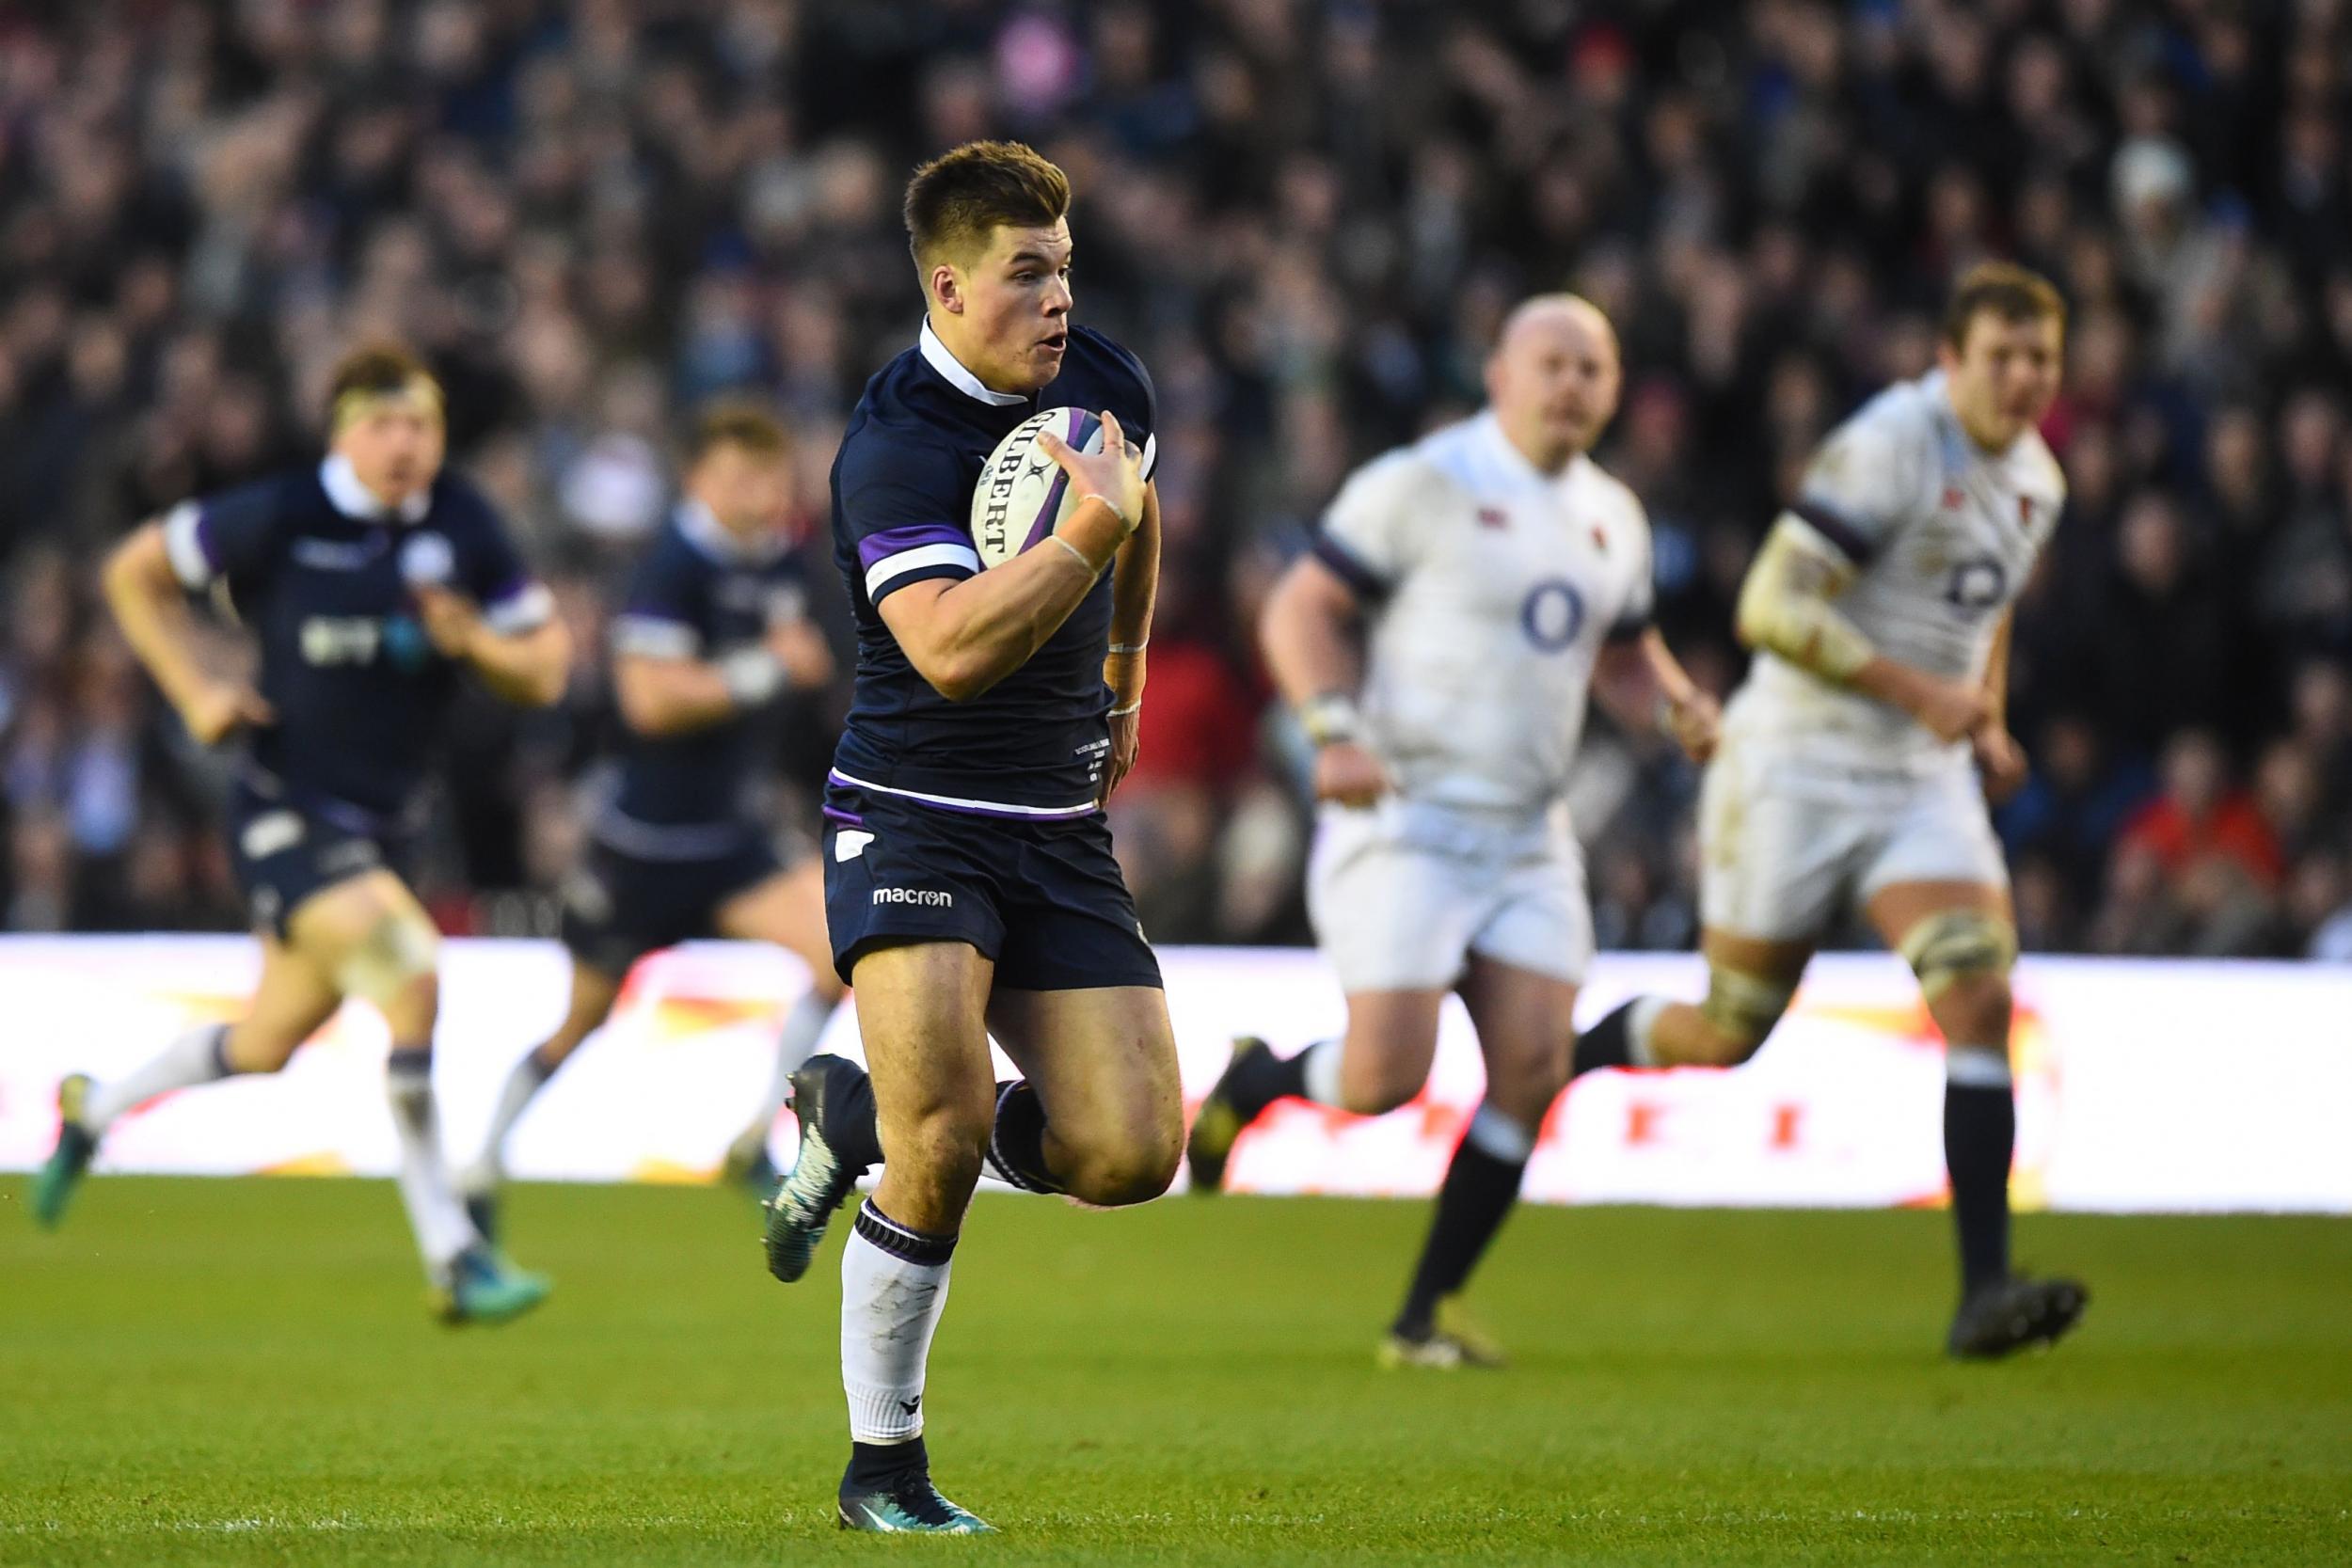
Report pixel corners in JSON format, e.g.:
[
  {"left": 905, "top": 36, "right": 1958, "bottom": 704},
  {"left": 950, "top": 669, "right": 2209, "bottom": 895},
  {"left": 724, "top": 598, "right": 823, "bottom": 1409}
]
[{"left": 2, "top": 1178, "right": 2345, "bottom": 1565}]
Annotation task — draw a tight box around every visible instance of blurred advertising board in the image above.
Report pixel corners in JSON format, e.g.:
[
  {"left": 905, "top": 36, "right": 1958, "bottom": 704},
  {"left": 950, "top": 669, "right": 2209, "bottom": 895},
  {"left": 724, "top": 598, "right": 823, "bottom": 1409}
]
[{"left": 1, "top": 938, "right": 2344, "bottom": 1213}]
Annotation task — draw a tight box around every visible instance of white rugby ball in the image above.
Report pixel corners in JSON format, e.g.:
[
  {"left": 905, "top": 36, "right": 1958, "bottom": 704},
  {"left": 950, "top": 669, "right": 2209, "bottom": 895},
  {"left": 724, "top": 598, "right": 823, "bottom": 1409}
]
[{"left": 969, "top": 406, "right": 1104, "bottom": 569}]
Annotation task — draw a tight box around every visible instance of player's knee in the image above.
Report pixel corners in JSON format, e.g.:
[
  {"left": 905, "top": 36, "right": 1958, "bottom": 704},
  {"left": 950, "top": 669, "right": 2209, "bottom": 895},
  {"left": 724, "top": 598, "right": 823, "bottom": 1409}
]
[
  {"left": 1898, "top": 911, "right": 2016, "bottom": 1034},
  {"left": 331, "top": 908, "right": 441, "bottom": 1019},
  {"left": 885, "top": 1100, "right": 993, "bottom": 1188},
  {"left": 1059, "top": 1129, "right": 1181, "bottom": 1208},
  {"left": 1692, "top": 965, "right": 1794, "bottom": 1067},
  {"left": 1485, "top": 1037, "right": 1571, "bottom": 1126},
  {"left": 223, "top": 1022, "right": 301, "bottom": 1075}
]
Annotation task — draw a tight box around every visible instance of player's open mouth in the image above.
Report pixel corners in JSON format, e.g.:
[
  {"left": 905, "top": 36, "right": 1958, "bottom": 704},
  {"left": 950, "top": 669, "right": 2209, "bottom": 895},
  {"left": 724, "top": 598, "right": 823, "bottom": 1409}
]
[{"left": 1038, "top": 333, "right": 1068, "bottom": 354}]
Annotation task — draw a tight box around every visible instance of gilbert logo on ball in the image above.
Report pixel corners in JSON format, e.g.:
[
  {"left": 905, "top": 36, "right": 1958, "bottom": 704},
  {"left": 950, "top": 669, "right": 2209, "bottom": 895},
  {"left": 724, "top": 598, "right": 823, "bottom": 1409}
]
[{"left": 969, "top": 407, "right": 1104, "bottom": 570}]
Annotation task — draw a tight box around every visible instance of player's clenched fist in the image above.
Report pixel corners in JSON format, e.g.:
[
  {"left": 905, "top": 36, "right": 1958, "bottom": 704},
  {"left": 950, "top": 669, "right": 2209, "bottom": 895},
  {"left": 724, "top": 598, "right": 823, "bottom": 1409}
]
[
  {"left": 1312, "top": 738, "right": 1390, "bottom": 807},
  {"left": 179, "top": 678, "right": 274, "bottom": 746},
  {"left": 1038, "top": 408, "right": 1145, "bottom": 534},
  {"left": 1910, "top": 673, "right": 1993, "bottom": 744},
  {"left": 1971, "top": 722, "right": 2029, "bottom": 803}
]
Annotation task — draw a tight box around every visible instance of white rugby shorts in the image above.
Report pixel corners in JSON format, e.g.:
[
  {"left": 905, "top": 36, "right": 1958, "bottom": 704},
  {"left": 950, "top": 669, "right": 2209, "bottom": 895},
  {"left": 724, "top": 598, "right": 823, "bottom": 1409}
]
[
  {"left": 1308, "top": 796, "right": 1592, "bottom": 992},
  {"left": 1697, "top": 734, "right": 2008, "bottom": 942}
]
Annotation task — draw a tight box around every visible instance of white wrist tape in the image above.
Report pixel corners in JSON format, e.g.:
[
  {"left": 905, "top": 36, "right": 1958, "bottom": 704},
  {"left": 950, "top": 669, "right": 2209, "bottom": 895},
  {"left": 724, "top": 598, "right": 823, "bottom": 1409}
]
[{"left": 719, "top": 646, "right": 787, "bottom": 705}]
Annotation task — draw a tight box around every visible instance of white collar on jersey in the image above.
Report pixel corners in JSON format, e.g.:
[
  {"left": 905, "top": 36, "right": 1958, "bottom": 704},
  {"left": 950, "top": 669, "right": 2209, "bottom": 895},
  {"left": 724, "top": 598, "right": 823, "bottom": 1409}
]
[
  {"left": 1469, "top": 410, "right": 1586, "bottom": 494},
  {"left": 319, "top": 454, "right": 432, "bottom": 524},
  {"left": 918, "top": 318, "right": 1029, "bottom": 407},
  {"left": 676, "top": 496, "right": 784, "bottom": 567}
]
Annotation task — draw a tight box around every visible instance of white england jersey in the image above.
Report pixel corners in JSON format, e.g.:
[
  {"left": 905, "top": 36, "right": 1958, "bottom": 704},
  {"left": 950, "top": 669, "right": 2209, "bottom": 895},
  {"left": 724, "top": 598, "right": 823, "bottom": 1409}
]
[
  {"left": 1313, "top": 412, "right": 1655, "bottom": 816},
  {"left": 1730, "top": 371, "right": 2065, "bottom": 772}
]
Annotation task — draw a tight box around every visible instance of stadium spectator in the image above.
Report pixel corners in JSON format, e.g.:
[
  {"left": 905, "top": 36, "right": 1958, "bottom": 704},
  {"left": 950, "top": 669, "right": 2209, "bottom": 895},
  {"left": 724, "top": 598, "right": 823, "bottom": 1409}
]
[{"left": 0, "top": 0, "right": 2346, "bottom": 958}]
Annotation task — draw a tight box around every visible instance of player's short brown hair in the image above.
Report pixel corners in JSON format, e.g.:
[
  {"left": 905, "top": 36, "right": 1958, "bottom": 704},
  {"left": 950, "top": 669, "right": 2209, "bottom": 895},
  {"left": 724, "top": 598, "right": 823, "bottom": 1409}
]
[
  {"left": 902, "top": 140, "right": 1072, "bottom": 272},
  {"left": 685, "top": 398, "right": 791, "bottom": 467},
  {"left": 326, "top": 341, "right": 439, "bottom": 425},
  {"left": 1943, "top": 262, "right": 2066, "bottom": 348}
]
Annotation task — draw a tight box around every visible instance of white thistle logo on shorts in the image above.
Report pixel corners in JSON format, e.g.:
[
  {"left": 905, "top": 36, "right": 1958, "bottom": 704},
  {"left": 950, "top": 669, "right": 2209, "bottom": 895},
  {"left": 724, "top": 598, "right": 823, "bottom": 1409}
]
[{"left": 872, "top": 887, "right": 953, "bottom": 907}]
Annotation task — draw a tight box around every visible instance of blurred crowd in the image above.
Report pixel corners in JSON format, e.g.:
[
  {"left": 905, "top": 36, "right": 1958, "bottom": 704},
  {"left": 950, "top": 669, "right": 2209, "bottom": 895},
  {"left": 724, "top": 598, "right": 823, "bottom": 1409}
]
[{"left": 3, "top": 0, "right": 2350, "bottom": 959}]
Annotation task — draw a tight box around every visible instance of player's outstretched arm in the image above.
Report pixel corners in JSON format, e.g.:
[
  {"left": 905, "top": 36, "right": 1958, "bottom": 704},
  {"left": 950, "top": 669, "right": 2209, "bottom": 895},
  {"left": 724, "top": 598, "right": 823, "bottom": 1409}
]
[
  {"left": 1593, "top": 628, "right": 1721, "bottom": 764},
  {"left": 1735, "top": 519, "right": 1988, "bottom": 743},
  {"left": 879, "top": 412, "right": 1145, "bottom": 703},
  {"left": 416, "top": 586, "right": 573, "bottom": 707},
  {"left": 1260, "top": 551, "right": 1387, "bottom": 806},
  {"left": 102, "top": 522, "right": 274, "bottom": 746}
]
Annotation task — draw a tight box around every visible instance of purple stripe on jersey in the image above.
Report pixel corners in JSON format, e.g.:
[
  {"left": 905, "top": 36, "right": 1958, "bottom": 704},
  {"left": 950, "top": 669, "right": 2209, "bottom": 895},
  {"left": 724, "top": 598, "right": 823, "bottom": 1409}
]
[
  {"left": 821, "top": 804, "right": 866, "bottom": 827},
  {"left": 194, "top": 512, "right": 226, "bottom": 573},
  {"left": 1790, "top": 498, "right": 1880, "bottom": 565},
  {"left": 857, "top": 522, "right": 972, "bottom": 570}
]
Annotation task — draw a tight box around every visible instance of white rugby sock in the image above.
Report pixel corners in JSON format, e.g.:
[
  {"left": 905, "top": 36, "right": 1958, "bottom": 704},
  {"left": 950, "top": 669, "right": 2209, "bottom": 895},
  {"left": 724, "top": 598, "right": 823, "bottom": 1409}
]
[
  {"left": 466, "top": 1048, "right": 556, "bottom": 1190},
  {"left": 1298, "top": 1037, "right": 1344, "bottom": 1107},
  {"left": 84, "top": 1023, "right": 235, "bottom": 1132},
  {"left": 386, "top": 1046, "right": 479, "bottom": 1279},
  {"left": 743, "top": 991, "right": 836, "bottom": 1147},
  {"left": 1626, "top": 997, "right": 1667, "bottom": 1069},
  {"left": 840, "top": 1200, "right": 957, "bottom": 1443}
]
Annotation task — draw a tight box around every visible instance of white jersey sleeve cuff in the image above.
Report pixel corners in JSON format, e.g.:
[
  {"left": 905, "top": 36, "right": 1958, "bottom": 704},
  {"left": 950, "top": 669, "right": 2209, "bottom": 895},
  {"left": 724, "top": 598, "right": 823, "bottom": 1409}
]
[
  {"left": 163, "top": 501, "right": 212, "bottom": 590},
  {"left": 484, "top": 581, "right": 556, "bottom": 636},
  {"left": 609, "top": 613, "right": 702, "bottom": 659}
]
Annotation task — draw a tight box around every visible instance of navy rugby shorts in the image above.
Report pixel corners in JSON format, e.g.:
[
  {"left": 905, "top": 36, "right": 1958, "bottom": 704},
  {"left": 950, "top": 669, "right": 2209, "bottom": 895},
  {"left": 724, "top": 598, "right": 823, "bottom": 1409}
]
[
  {"left": 560, "top": 834, "right": 784, "bottom": 979},
  {"left": 820, "top": 780, "right": 1162, "bottom": 991}
]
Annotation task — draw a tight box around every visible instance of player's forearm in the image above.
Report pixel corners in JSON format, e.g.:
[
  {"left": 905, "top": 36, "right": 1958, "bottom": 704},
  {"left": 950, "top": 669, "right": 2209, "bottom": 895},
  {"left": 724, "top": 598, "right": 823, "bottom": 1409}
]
[
  {"left": 1592, "top": 629, "right": 1694, "bottom": 732},
  {"left": 1259, "top": 562, "right": 1362, "bottom": 713},
  {"left": 613, "top": 657, "right": 740, "bottom": 736},
  {"left": 1980, "top": 611, "right": 2013, "bottom": 727},
  {"left": 464, "top": 622, "right": 572, "bottom": 707},
  {"left": 902, "top": 498, "right": 1130, "bottom": 701},
  {"left": 1733, "top": 521, "right": 1874, "bottom": 685},
  {"left": 1104, "top": 486, "right": 1159, "bottom": 708},
  {"left": 103, "top": 525, "right": 212, "bottom": 714}
]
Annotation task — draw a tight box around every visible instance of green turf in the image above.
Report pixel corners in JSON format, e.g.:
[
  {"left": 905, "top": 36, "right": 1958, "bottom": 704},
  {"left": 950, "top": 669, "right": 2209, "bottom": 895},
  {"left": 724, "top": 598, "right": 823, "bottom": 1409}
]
[{"left": 2, "top": 1177, "right": 2345, "bottom": 1565}]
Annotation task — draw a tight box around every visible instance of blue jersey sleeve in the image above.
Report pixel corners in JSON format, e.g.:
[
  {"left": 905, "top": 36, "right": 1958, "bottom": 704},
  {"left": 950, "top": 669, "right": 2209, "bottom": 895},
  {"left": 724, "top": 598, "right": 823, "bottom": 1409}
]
[
  {"left": 838, "top": 434, "right": 978, "bottom": 608},
  {"left": 609, "top": 538, "right": 708, "bottom": 660},
  {"left": 163, "top": 477, "right": 289, "bottom": 593},
  {"left": 437, "top": 478, "right": 553, "bottom": 635}
]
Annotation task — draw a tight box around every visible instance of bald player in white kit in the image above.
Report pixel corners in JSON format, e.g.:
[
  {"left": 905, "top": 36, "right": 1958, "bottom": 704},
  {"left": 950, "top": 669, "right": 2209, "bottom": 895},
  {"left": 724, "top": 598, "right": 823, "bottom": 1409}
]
[
  {"left": 1186, "top": 295, "right": 1720, "bottom": 1367},
  {"left": 1576, "top": 262, "right": 2090, "bottom": 1360}
]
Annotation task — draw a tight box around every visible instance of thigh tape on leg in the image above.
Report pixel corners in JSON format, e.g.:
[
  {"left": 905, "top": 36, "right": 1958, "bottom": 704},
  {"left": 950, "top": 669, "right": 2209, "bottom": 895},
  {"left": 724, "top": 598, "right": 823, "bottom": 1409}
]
[
  {"left": 1897, "top": 911, "right": 2017, "bottom": 1001},
  {"left": 1697, "top": 964, "right": 1797, "bottom": 1057},
  {"left": 334, "top": 911, "right": 441, "bottom": 1007}
]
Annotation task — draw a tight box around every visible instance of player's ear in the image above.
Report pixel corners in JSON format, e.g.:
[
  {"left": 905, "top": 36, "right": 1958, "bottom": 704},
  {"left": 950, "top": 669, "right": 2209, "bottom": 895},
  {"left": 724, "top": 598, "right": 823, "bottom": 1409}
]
[{"left": 930, "top": 262, "right": 965, "bottom": 316}]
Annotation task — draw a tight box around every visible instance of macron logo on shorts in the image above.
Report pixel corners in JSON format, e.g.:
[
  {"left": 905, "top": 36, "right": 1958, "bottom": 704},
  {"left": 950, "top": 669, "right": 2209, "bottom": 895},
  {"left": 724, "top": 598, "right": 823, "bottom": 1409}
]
[{"left": 872, "top": 887, "right": 954, "bottom": 908}]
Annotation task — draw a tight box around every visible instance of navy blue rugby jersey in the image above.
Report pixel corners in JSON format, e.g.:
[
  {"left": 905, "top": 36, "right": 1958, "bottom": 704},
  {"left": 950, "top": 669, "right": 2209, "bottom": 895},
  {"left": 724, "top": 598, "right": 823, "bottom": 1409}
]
[
  {"left": 164, "top": 454, "right": 553, "bottom": 826},
  {"left": 599, "top": 500, "right": 811, "bottom": 857},
  {"left": 828, "top": 319, "right": 1157, "bottom": 816}
]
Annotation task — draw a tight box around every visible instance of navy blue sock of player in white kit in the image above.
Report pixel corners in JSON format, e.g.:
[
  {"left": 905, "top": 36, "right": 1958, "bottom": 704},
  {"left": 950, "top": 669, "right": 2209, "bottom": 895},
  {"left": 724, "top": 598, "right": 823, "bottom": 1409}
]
[
  {"left": 1943, "top": 1044, "right": 2015, "bottom": 1293},
  {"left": 1392, "top": 1102, "right": 1536, "bottom": 1339}
]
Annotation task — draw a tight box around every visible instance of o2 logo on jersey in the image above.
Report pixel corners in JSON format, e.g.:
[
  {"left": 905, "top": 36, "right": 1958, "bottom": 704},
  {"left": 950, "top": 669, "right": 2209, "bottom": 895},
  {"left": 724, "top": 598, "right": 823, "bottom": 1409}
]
[
  {"left": 300, "top": 616, "right": 382, "bottom": 666},
  {"left": 1945, "top": 558, "right": 2008, "bottom": 610},
  {"left": 299, "top": 614, "right": 433, "bottom": 671},
  {"left": 1519, "top": 579, "right": 1587, "bottom": 652}
]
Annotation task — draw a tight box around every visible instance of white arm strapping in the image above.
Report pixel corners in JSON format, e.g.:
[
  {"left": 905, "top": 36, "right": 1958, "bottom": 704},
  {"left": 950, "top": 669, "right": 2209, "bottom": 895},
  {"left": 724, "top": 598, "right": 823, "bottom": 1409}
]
[{"left": 1734, "top": 516, "right": 1878, "bottom": 683}]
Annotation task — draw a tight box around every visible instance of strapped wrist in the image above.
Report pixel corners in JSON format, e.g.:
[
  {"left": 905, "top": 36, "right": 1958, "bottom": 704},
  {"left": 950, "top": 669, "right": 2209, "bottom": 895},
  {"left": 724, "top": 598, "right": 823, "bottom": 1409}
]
[
  {"left": 1298, "top": 691, "right": 1361, "bottom": 747},
  {"left": 718, "top": 646, "right": 787, "bottom": 705}
]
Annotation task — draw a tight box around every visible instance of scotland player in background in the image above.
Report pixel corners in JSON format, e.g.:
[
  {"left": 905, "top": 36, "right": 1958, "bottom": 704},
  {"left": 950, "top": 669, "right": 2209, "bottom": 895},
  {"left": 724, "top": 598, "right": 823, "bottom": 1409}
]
[
  {"left": 758, "top": 141, "right": 1177, "bottom": 1534},
  {"left": 31, "top": 345, "right": 570, "bottom": 1325},
  {"left": 459, "top": 402, "right": 842, "bottom": 1230}
]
